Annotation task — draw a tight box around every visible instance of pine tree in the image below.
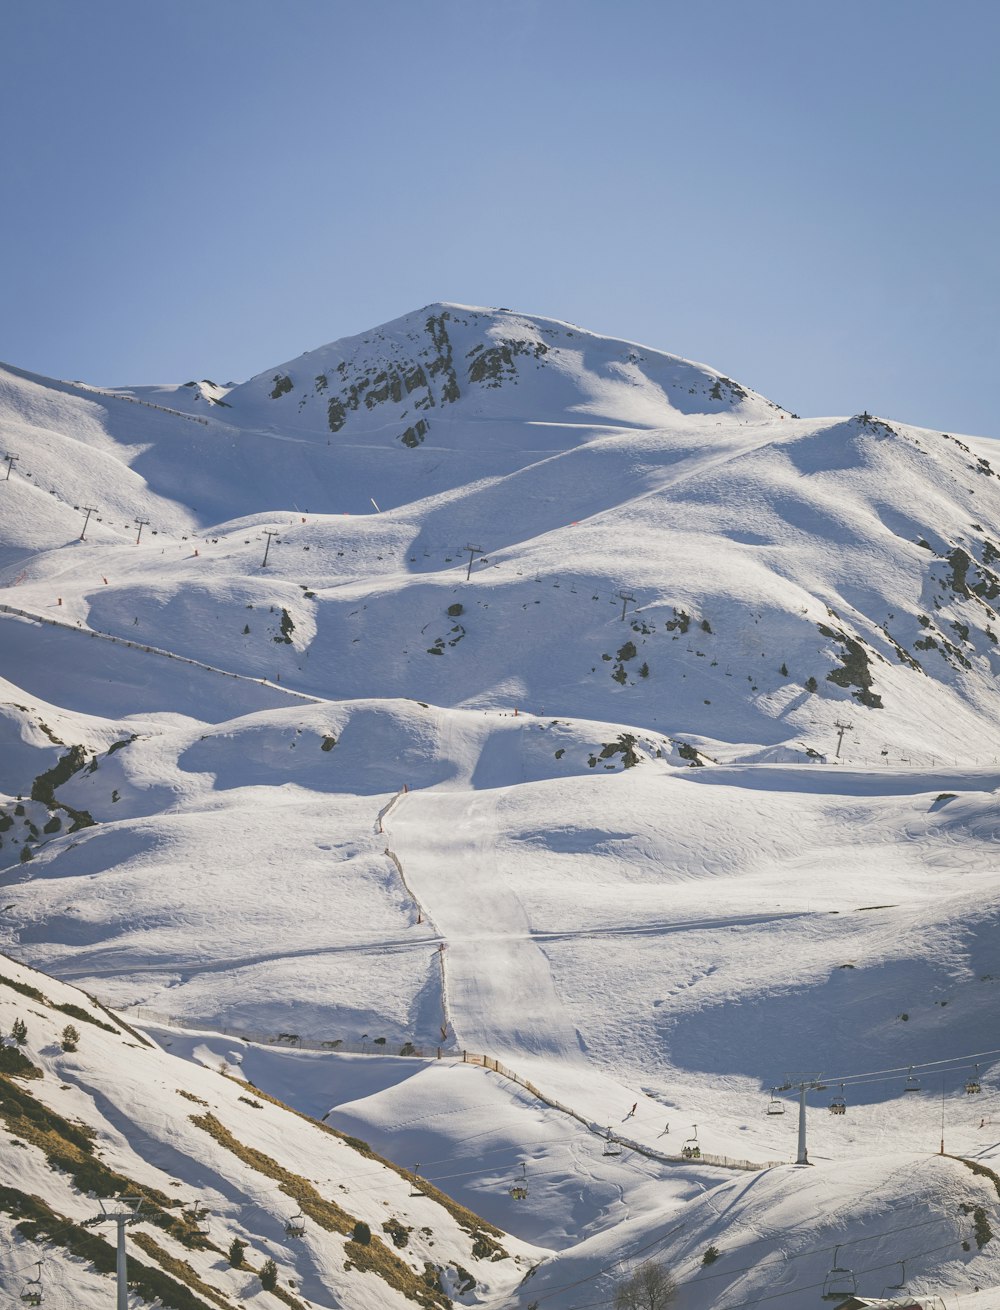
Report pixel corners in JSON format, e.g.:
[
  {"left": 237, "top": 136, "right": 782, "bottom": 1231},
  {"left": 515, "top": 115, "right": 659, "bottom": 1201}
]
[
  {"left": 259, "top": 1258, "right": 278, "bottom": 1291},
  {"left": 228, "top": 1238, "right": 247, "bottom": 1268},
  {"left": 11, "top": 1018, "right": 27, "bottom": 1046},
  {"left": 60, "top": 1024, "right": 80, "bottom": 1052}
]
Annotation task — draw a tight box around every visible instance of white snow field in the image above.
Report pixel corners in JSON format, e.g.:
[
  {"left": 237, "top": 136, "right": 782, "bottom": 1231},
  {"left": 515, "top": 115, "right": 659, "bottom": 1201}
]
[{"left": 2, "top": 303, "right": 1000, "bottom": 1307}]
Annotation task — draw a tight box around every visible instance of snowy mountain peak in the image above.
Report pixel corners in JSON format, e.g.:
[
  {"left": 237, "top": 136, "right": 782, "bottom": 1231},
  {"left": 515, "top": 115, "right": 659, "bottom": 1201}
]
[{"left": 223, "top": 302, "right": 785, "bottom": 446}]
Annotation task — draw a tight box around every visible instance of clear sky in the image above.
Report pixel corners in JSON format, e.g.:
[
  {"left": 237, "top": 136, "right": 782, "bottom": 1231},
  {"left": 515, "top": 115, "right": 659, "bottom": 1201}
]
[{"left": 4, "top": 0, "right": 998, "bottom": 435}]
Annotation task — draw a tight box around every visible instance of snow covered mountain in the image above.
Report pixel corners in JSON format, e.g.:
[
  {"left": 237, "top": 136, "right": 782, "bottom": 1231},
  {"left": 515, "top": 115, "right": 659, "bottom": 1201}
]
[{"left": 2, "top": 302, "right": 1000, "bottom": 1307}]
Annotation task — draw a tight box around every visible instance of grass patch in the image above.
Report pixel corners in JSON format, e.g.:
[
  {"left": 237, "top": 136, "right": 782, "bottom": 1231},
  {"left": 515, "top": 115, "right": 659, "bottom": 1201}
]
[
  {"left": 0, "top": 973, "right": 122, "bottom": 1035},
  {"left": 131, "top": 1232, "right": 235, "bottom": 1310},
  {"left": 190, "top": 1112, "right": 452, "bottom": 1307},
  {"left": 177, "top": 1089, "right": 209, "bottom": 1105}
]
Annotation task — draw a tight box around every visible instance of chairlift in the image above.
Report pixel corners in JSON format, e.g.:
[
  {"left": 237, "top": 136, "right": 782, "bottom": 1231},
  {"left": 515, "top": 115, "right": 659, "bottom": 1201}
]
[
  {"left": 184, "top": 1201, "right": 211, "bottom": 1236},
  {"left": 966, "top": 1063, "right": 982, "bottom": 1095},
  {"left": 508, "top": 1162, "right": 528, "bottom": 1201},
  {"left": 603, "top": 1127, "right": 623, "bottom": 1157},
  {"left": 284, "top": 1211, "right": 306, "bottom": 1238},
  {"left": 20, "top": 1262, "right": 44, "bottom": 1306},
  {"left": 409, "top": 1164, "right": 425, "bottom": 1198},
  {"left": 881, "top": 1260, "right": 907, "bottom": 1300},
  {"left": 903, "top": 1065, "right": 922, "bottom": 1093},
  {"left": 829, "top": 1084, "right": 847, "bottom": 1116},
  {"left": 766, "top": 1089, "right": 785, "bottom": 1116},
  {"left": 821, "top": 1245, "right": 856, "bottom": 1301},
  {"left": 681, "top": 1124, "right": 701, "bottom": 1159}
]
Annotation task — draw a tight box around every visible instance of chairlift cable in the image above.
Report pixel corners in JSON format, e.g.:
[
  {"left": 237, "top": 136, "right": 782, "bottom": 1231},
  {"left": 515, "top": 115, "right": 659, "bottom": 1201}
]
[{"left": 816, "top": 1044, "right": 1000, "bottom": 1087}]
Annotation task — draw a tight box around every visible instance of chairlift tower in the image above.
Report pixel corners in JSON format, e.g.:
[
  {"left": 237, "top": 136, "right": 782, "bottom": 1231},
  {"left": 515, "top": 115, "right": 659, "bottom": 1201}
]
[
  {"left": 833, "top": 721, "right": 853, "bottom": 759},
  {"left": 261, "top": 529, "right": 280, "bottom": 567},
  {"left": 784, "top": 1074, "right": 825, "bottom": 1164},
  {"left": 463, "top": 544, "right": 483, "bottom": 581},
  {"left": 83, "top": 1195, "right": 144, "bottom": 1310},
  {"left": 79, "top": 506, "right": 98, "bottom": 541}
]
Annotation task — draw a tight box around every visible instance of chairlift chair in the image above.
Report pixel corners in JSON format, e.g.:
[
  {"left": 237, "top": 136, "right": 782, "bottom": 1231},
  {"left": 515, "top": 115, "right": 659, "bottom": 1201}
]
[
  {"left": 284, "top": 1211, "right": 306, "bottom": 1238},
  {"left": 766, "top": 1089, "right": 785, "bottom": 1116},
  {"left": 821, "top": 1245, "right": 856, "bottom": 1301},
  {"left": 508, "top": 1162, "right": 528, "bottom": 1201},
  {"left": 966, "top": 1064, "right": 982, "bottom": 1095},
  {"left": 829, "top": 1084, "right": 847, "bottom": 1115},
  {"left": 681, "top": 1124, "right": 701, "bottom": 1159},
  {"left": 603, "top": 1127, "right": 623, "bottom": 1157},
  {"left": 903, "top": 1065, "right": 922, "bottom": 1093},
  {"left": 20, "top": 1263, "right": 43, "bottom": 1306},
  {"left": 409, "top": 1164, "right": 425, "bottom": 1198},
  {"left": 881, "top": 1260, "right": 907, "bottom": 1300}
]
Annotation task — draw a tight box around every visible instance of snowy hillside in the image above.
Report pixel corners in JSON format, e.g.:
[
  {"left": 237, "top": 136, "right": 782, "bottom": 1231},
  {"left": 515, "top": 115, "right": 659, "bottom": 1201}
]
[
  {"left": 0, "top": 952, "right": 537, "bottom": 1310},
  {"left": 2, "top": 302, "right": 1000, "bottom": 1306}
]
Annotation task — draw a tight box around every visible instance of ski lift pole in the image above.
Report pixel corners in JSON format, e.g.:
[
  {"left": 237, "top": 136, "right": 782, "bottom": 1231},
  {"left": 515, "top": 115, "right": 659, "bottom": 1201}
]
[
  {"left": 940, "top": 1072, "right": 946, "bottom": 1156},
  {"left": 797, "top": 1082, "right": 810, "bottom": 1165},
  {"left": 83, "top": 1196, "right": 143, "bottom": 1310},
  {"left": 781, "top": 1074, "right": 823, "bottom": 1168},
  {"left": 785, "top": 1074, "right": 822, "bottom": 1165}
]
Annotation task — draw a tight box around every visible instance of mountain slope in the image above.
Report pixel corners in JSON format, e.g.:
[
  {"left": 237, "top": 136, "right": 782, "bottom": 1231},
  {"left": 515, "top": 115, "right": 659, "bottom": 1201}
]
[{"left": 2, "top": 303, "right": 1000, "bottom": 1306}]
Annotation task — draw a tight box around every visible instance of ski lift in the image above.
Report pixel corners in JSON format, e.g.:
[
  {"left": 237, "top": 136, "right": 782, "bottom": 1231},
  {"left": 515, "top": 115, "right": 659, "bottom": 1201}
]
[
  {"left": 284, "top": 1211, "right": 306, "bottom": 1238},
  {"left": 603, "top": 1127, "right": 623, "bottom": 1157},
  {"left": 881, "top": 1261, "right": 907, "bottom": 1300},
  {"left": 681, "top": 1124, "right": 701, "bottom": 1159},
  {"left": 409, "top": 1164, "right": 425, "bottom": 1198},
  {"left": 184, "top": 1201, "right": 211, "bottom": 1236},
  {"left": 829, "top": 1084, "right": 847, "bottom": 1116},
  {"left": 903, "top": 1066, "right": 922, "bottom": 1093},
  {"left": 821, "top": 1245, "right": 856, "bottom": 1301},
  {"left": 966, "top": 1064, "right": 982, "bottom": 1095},
  {"left": 766, "top": 1089, "right": 785, "bottom": 1116},
  {"left": 20, "top": 1262, "right": 43, "bottom": 1306},
  {"left": 508, "top": 1162, "right": 528, "bottom": 1201}
]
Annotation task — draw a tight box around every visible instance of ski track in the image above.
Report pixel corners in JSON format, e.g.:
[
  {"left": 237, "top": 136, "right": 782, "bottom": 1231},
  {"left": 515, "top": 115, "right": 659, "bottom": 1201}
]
[{"left": 387, "top": 787, "right": 588, "bottom": 1064}]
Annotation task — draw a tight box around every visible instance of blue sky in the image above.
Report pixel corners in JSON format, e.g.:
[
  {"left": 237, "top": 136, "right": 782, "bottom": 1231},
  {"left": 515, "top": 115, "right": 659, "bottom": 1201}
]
[{"left": 4, "top": 0, "right": 998, "bottom": 435}]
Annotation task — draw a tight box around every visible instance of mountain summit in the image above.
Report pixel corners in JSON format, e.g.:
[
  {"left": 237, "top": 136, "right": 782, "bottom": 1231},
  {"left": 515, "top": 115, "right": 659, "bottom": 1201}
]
[{"left": 223, "top": 303, "right": 785, "bottom": 446}]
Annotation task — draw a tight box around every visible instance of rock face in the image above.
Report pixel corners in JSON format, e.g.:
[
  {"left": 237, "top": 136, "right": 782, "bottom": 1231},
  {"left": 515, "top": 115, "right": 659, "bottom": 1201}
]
[{"left": 223, "top": 302, "right": 783, "bottom": 449}]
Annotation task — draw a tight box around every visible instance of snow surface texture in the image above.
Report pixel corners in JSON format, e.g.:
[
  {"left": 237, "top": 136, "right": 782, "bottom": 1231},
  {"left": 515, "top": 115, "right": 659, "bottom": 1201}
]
[{"left": 1, "top": 303, "right": 1000, "bottom": 1307}]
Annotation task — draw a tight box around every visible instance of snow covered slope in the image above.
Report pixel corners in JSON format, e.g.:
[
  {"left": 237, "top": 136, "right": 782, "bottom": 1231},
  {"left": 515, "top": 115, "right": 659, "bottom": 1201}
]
[
  {"left": 2, "top": 302, "right": 1000, "bottom": 1306},
  {"left": 0, "top": 952, "right": 537, "bottom": 1310}
]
